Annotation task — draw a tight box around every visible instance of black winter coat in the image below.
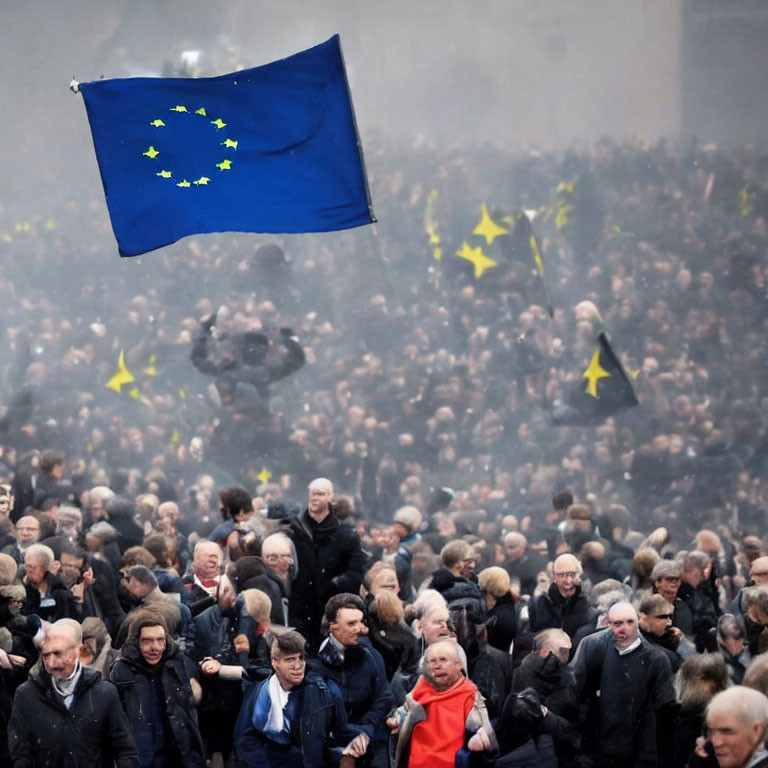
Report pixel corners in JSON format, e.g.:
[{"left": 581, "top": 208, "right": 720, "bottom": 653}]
[
  {"left": 8, "top": 662, "right": 138, "bottom": 768},
  {"left": 110, "top": 640, "right": 205, "bottom": 768},
  {"left": 286, "top": 509, "right": 366, "bottom": 652},
  {"left": 528, "top": 583, "right": 593, "bottom": 638}
]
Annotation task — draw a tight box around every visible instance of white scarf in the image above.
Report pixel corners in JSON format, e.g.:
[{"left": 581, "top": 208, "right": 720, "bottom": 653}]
[
  {"left": 264, "top": 672, "right": 291, "bottom": 734},
  {"left": 52, "top": 661, "right": 83, "bottom": 709}
]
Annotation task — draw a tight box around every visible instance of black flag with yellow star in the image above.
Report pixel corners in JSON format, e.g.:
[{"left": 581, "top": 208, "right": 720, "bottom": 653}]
[{"left": 552, "top": 333, "right": 638, "bottom": 425}]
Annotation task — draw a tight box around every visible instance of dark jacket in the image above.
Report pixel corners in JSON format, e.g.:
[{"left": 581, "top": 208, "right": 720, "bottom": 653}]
[
  {"left": 678, "top": 581, "right": 718, "bottom": 651},
  {"left": 309, "top": 637, "right": 394, "bottom": 743},
  {"left": 528, "top": 583, "right": 594, "bottom": 638},
  {"left": 8, "top": 661, "right": 139, "bottom": 768},
  {"left": 233, "top": 672, "right": 362, "bottom": 768},
  {"left": 286, "top": 508, "right": 366, "bottom": 653},
  {"left": 571, "top": 629, "right": 676, "bottom": 767},
  {"left": 22, "top": 573, "right": 74, "bottom": 623},
  {"left": 487, "top": 592, "right": 519, "bottom": 653},
  {"left": 110, "top": 638, "right": 205, "bottom": 768}
]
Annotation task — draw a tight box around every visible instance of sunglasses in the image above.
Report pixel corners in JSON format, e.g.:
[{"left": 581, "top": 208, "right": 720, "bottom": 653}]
[{"left": 653, "top": 613, "right": 674, "bottom": 621}]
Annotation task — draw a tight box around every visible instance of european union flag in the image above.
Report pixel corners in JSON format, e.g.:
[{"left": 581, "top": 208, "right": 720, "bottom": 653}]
[{"left": 80, "top": 36, "right": 374, "bottom": 257}]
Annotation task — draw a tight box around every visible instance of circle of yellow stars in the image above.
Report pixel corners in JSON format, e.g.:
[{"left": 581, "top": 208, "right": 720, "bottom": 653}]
[{"left": 141, "top": 105, "right": 238, "bottom": 188}]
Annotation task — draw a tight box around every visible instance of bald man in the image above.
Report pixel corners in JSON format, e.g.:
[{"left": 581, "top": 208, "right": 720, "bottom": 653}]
[
  {"left": 285, "top": 478, "right": 366, "bottom": 653},
  {"left": 571, "top": 602, "right": 675, "bottom": 767},
  {"left": 528, "top": 553, "right": 594, "bottom": 638},
  {"left": 9, "top": 619, "right": 138, "bottom": 767}
]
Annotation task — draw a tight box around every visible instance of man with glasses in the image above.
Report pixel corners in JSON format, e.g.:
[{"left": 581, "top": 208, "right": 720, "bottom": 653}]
[
  {"left": 529, "top": 553, "right": 593, "bottom": 639},
  {"left": 1, "top": 515, "right": 39, "bottom": 565},
  {"left": 233, "top": 629, "right": 364, "bottom": 768},
  {"left": 260, "top": 532, "right": 295, "bottom": 626},
  {"left": 638, "top": 593, "right": 695, "bottom": 672},
  {"left": 571, "top": 601, "right": 676, "bottom": 767},
  {"left": 650, "top": 559, "right": 694, "bottom": 638}
]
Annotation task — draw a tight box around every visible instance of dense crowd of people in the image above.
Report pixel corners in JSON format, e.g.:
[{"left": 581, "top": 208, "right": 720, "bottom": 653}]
[{"left": 2, "top": 135, "right": 768, "bottom": 766}]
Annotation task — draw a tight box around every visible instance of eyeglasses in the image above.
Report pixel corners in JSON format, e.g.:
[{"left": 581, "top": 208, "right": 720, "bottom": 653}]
[
  {"left": 264, "top": 553, "right": 293, "bottom": 561},
  {"left": 9, "top": 599, "right": 23, "bottom": 605},
  {"left": 653, "top": 613, "right": 674, "bottom": 621},
  {"left": 554, "top": 571, "right": 577, "bottom": 579}
]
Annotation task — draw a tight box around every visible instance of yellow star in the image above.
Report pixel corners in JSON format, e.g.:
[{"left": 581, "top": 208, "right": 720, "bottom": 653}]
[
  {"left": 222, "top": 138, "right": 238, "bottom": 150},
  {"left": 176, "top": 179, "right": 191, "bottom": 188},
  {"left": 456, "top": 241, "right": 497, "bottom": 279},
  {"left": 170, "top": 430, "right": 180, "bottom": 444},
  {"left": 195, "top": 107, "right": 207, "bottom": 116},
  {"left": 473, "top": 204, "right": 509, "bottom": 245},
  {"left": 143, "top": 355, "right": 157, "bottom": 377},
  {"left": 156, "top": 170, "right": 172, "bottom": 179},
  {"left": 143, "top": 146, "right": 159, "bottom": 159},
  {"left": 216, "top": 159, "right": 232, "bottom": 171},
  {"left": 170, "top": 105, "right": 188, "bottom": 112},
  {"left": 150, "top": 119, "right": 165, "bottom": 127},
  {"left": 582, "top": 348, "right": 611, "bottom": 398},
  {"left": 211, "top": 118, "right": 227, "bottom": 129},
  {"left": 193, "top": 177, "right": 210, "bottom": 186},
  {"left": 257, "top": 467, "right": 272, "bottom": 485},
  {"left": 106, "top": 350, "right": 135, "bottom": 394}
]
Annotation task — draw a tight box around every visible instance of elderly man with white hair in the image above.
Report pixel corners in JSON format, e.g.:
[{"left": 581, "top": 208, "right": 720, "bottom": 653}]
[
  {"left": 8, "top": 618, "right": 138, "bottom": 766},
  {"left": 704, "top": 686, "right": 768, "bottom": 768},
  {"left": 285, "top": 477, "right": 366, "bottom": 653},
  {"left": 21, "top": 542, "right": 74, "bottom": 622}
]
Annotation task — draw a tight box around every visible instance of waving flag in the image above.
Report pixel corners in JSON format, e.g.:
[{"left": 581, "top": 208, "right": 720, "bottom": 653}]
[{"left": 80, "top": 36, "right": 374, "bottom": 256}]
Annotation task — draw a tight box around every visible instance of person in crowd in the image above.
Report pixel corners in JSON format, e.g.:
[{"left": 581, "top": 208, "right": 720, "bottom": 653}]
[
  {"left": 717, "top": 613, "right": 752, "bottom": 684},
  {"left": 8, "top": 618, "right": 138, "bottom": 767},
  {"left": 1, "top": 515, "right": 40, "bottom": 564},
  {"left": 651, "top": 559, "right": 695, "bottom": 638},
  {"left": 60, "top": 541, "right": 125, "bottom": 638},
  {"left": 233, "top": 628, "right": 367, "bottom": 768},
  {"left": 704, "top": 686, "right": 768, "bottom": 768},
  {"left": 528, "top": 553, "right": 593, "bottom": 638},
  {"left": 478, "top": 566, "right": 518, "bottom": 653},
  {"left": 183, "top": 540, "right": 224, "bottom": 613},
  {"left": 679, "top": 550, "right": 720, "bottom": 652},
  {"left": 124, "top": 565, "right": 192, "bottom": 641},
  {"left": 638, "top": 592, "right": 695, "bottom": 672},
  {"left": 387, "top": 638, "right": 497, "bottom": 768},
  {"left": 502, "top": 531, "right": 546, "bottom": 597},
  {"left": 111, "top": 608, "right": 205, "bottom": 768},
  {"left": 21, "top": 542, "right": 74, "bottom": 622},
  {"left": 259, "top": 532, "right": 296, "bottom": 624},
  {"left": 310, "top": 593, "right": 393, "bottom": 768},
  {"left": 571, "top": 601, "right": 676, "bottom": 767},
  {"left": 675, "top": 652, "right": 730, "bottom": 768},
  {"left": 286, "top": 478, "right": 367, "bottom": 654}
]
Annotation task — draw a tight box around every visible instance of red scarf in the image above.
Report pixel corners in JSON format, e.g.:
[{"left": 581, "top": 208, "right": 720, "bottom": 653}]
[{"left": 408, "top": 675, "right": 477, "bottom": 768}]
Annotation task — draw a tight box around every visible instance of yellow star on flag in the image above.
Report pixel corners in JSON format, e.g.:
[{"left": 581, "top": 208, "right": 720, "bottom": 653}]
[
  {"left": 222, "top": 139, "right": 238, "bottom": 150},
  {"left": 456, "top": 242, "right": 497, "bottom": 279},
  {"left": 582, "top": 348, "right": 611, "bottom": 398},
  {"left": 257, "top": 467, "right": 273, "bottom": 485},
  {"left": 170, "top": 105, "right": 188, "bottom": 112},
  {"left": 176, "top": 179, "right": 191, "bottom": 188},
  {"left": 150, "top": 119, "right": 165, "bottom": 127},
  {"left": 156, "top": 170, "right": 172, "bottom": 179},
  {"left": 106, "top": 350, "right": 135, "bottom": 394},
  {"left": 143, "top": 146, "right": 159, "bottom": 159},
  {"left": 193, "top": 177, "right": 210, "bottom": 186},
  {"left": 473, "top": 204, "right": 509, "bottom": 245},
  {"left": 143, "top": 355, "right": 157, "bottom": 377},
  {"left": 216, "top": 159, "right": 232, "bottom": 171},
  {"left": 211, "top": 118, "right": 227, "bottom": 129},
  {"left": 195, "top": 107, "right": 207, "bottom": 116}
]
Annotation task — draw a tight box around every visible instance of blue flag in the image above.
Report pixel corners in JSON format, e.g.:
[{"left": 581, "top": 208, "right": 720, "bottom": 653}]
[{"left": 80, "top": 36, "right": 374, "bottom": 257}]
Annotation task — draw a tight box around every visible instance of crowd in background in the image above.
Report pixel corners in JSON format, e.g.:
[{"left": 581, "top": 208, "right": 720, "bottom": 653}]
[{"left": 2, "top": 137, "right": 768, "bottom": 765}]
